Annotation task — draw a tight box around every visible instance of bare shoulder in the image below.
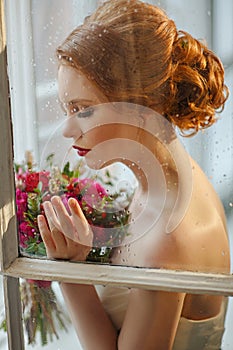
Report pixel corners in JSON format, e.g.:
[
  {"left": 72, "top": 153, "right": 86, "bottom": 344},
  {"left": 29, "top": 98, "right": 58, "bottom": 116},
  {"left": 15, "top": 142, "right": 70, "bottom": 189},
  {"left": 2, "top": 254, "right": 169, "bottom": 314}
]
[
  {"left": 139, "top": 157, "right": 230, "bottom": 273},
  {"left": 149, "top": 160, "right": 230, "bottom": 273},
  {"left": 112, "top": 157, "right": 230, "bottom": 273}
]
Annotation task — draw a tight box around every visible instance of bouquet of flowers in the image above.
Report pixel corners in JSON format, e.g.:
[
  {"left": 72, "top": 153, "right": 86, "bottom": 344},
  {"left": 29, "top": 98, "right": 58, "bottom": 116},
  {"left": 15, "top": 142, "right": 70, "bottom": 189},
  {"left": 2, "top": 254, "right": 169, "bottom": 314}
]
[{"left": 3, "top": 152, "right": 132, "bottom": 346}]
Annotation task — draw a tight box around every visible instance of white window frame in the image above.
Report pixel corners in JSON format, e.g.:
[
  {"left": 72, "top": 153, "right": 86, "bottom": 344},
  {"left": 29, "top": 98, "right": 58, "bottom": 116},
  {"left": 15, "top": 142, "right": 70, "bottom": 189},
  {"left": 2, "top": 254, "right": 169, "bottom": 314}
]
[{"left": 0, "top": 1, "right": 233, "bottom": 349}]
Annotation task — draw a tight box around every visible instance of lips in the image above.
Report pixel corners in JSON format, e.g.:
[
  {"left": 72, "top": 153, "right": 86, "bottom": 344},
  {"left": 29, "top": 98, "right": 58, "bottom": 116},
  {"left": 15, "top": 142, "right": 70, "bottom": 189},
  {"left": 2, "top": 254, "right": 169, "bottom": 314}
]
[{"left": 72, "top": 145, "right": 91, "bottom": 157}]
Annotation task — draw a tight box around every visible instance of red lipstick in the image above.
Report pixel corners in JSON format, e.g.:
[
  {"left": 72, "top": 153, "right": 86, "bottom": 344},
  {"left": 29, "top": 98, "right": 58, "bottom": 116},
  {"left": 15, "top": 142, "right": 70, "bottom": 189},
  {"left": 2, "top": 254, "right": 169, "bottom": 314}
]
[{"left": 72, "top": 145, "right": 91, "bottom": 157}]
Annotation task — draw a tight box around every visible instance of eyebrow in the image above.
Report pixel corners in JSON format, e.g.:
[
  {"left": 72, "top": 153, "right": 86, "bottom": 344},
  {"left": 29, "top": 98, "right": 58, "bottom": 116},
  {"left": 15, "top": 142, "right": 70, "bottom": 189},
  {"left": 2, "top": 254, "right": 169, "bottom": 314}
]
[{"left": 59, "top": 98, "right": 95, "bottom": 111}]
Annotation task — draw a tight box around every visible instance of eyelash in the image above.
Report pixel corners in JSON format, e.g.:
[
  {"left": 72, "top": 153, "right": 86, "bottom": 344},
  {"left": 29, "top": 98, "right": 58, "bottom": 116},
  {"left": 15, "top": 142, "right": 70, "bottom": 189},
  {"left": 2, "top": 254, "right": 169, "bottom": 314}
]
[
  {"left": 62, "top": 104, "right": 94, "bottom": 118},
  {"left": 77, "top": 107, "right": 94, "bottom": 118}
]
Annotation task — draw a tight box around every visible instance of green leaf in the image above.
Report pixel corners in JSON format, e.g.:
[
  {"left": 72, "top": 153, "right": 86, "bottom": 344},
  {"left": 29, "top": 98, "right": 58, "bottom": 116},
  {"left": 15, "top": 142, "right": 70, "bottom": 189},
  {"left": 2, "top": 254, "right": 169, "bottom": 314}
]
[
  {"left": 62, "top": 162, "right": 74, "bottom": 178},
  {"left": 37, "top": 181, "right": 43, "bottom": 193},
  {"left": 46, "top": 153, "right": 55, "bottom": 168},
  {"left": 37, "top": 243, "right": 46, "bottom": 256},
  {"left": 105, "top": 170, "right": 111, "bottom": 178}
]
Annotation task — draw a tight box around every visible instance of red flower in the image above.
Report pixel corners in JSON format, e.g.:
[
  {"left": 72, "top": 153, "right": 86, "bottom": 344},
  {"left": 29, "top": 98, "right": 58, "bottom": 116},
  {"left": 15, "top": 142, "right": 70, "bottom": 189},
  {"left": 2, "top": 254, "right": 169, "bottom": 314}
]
[
  {"left": 25, "top": 171, "right": 50, "bottom": 192},
  {"left": 25, "top": 172, "right": 39, "bottom": 192}
]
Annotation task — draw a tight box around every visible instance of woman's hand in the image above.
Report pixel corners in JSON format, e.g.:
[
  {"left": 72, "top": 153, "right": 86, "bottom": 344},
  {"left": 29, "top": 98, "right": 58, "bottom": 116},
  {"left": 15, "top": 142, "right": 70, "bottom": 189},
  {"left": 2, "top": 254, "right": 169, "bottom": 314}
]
[{"left": 37, "top": 196, "right": 93, "bottom": 261}]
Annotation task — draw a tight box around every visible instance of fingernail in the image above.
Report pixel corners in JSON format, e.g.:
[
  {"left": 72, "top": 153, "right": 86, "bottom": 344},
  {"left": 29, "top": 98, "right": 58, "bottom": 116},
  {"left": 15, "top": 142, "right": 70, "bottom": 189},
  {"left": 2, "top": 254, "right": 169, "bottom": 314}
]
[
  {"left": 69, "top": 198, "right": 77, "bottom": 207},
  {"left": 37, "top": 215, "right": 43, "bottom": 223},
  {"left": 51, "top": 196, "right": 60, "bottom": 205}
]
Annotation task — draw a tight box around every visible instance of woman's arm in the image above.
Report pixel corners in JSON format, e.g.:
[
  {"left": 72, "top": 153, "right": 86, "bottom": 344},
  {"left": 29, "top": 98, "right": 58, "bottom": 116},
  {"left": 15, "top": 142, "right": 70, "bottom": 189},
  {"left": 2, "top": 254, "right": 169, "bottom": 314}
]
[
  {"left": 60, "top": 283, "right": 118, "bottom": 350},
  {"left": 61, "top": 283, "right": 185, "bottom": 350},
  {"left": 38, "top": 196, "right": 118, "bottom": 349},
  {"left": 38, "top": 196, "right": 185, "bottom": 350},
  {"left": 119, "top": 289, "right": 185, "bottom": 350}
]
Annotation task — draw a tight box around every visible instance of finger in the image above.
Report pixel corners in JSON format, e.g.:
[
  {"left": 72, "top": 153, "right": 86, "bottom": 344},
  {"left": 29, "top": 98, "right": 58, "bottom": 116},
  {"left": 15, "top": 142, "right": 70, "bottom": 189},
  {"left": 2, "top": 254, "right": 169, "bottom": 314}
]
[
  {"left": 68, "top": 198, "right": 89, "bottom": 232},
  {"left": 43, "top": 200, "right": 61, "bottom": 231},
  {"left": 51, "top": 196, "right": 78, "bottom": 240},
  {"left": 68, "top": 198, "right": 93, "bottom": 246},
  {"left": 37, "top": 215, "right": 56, "bottom": 252}
]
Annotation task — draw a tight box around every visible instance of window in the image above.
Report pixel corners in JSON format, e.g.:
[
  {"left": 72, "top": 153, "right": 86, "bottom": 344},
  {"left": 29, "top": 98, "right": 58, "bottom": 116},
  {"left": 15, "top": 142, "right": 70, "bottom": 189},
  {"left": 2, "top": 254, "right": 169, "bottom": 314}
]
[{"left": 1, "top": 1, "right": 233, "bottom": 349}]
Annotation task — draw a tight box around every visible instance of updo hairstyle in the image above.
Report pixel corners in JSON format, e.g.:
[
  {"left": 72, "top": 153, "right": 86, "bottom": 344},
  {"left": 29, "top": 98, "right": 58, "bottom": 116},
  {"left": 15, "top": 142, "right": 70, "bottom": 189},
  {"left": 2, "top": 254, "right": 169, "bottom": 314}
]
[{"left": 57, "top": 0, "right": 229, "bottom": 135}]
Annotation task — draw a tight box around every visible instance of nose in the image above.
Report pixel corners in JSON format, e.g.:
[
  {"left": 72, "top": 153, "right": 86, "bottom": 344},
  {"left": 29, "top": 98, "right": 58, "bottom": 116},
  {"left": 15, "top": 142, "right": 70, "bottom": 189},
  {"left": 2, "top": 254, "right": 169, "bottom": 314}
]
[{"left": 62, "top": 115, "right": 82, "bottom": 139}]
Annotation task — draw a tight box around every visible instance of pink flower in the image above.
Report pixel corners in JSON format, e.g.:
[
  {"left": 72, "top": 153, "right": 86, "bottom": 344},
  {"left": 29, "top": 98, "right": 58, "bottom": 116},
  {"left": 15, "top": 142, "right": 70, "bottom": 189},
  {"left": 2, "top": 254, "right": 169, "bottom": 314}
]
[
  {"left": 19, "top": 222, "right": 35, "bottom": 237},
  {"left": 39, "top": 171, "right": 50, "bottom": 191},
  {"left": 19, "top": 222, "right": 35, "bottom": 248},
  {"left": 19, "top": 232, "right": 29, "bottom": 248},
  {"left": 16, "top": 189, "right": 28, "bottom": 221},
  {"left": 65, "top": 178, "right": 107, "bottom": 212},
  {"left": 74, "top": 178, "right": 107, "bottom": 206}
]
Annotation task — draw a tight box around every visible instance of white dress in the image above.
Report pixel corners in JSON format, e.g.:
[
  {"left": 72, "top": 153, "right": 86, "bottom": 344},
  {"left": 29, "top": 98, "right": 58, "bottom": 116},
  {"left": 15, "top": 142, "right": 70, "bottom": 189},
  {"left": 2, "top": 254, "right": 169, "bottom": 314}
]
[{"left": 96, "top": 285, "right": 227, "bottom": 350}]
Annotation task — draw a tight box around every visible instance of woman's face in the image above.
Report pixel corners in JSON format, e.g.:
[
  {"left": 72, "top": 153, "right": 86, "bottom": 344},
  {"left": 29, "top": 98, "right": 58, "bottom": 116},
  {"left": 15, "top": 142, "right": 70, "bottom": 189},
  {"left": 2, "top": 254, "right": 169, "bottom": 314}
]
[
  {"left": 58, "top": 64, "right": 109, "bottom": 155},
  {"left": 58, "top": 64, "right": 147, "bottom": 168}
]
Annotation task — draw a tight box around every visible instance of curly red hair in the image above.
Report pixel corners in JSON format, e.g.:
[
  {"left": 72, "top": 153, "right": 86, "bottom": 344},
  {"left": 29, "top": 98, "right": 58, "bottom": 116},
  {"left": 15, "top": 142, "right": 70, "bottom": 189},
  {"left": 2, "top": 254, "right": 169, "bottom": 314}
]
[{"left": 57, "top": 0, "right": 229, "bottom": 136}]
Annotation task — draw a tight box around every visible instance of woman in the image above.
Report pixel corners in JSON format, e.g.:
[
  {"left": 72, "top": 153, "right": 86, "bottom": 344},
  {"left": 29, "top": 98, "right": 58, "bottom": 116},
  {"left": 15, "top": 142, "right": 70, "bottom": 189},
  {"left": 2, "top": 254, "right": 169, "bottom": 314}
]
[{"left": 38, "top": 1, "right": 230, "bottom": 349}]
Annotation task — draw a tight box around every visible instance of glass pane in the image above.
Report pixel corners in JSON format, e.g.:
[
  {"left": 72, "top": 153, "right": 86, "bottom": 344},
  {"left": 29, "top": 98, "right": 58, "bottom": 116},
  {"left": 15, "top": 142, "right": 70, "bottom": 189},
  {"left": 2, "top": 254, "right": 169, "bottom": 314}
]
[
  {"left": 8, "top": 0, "right": 232, "bottom": 270},
  {"left": 5, "top": 0, "right": 233, "bottom": 349}
]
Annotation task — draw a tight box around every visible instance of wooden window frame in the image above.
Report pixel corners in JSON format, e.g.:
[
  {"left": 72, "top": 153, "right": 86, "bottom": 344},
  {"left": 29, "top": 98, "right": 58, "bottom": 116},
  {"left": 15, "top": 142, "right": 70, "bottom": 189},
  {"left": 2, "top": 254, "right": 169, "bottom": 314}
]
[{"left": 0, "top": 1, "right": 233, "bottom": 349}]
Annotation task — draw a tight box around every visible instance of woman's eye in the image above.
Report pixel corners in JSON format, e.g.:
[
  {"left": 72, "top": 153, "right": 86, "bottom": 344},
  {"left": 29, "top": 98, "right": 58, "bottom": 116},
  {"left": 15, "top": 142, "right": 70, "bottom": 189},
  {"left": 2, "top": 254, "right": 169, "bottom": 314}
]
[{"left": 77, "top": 106, "right": 94, "bottom": 118}]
